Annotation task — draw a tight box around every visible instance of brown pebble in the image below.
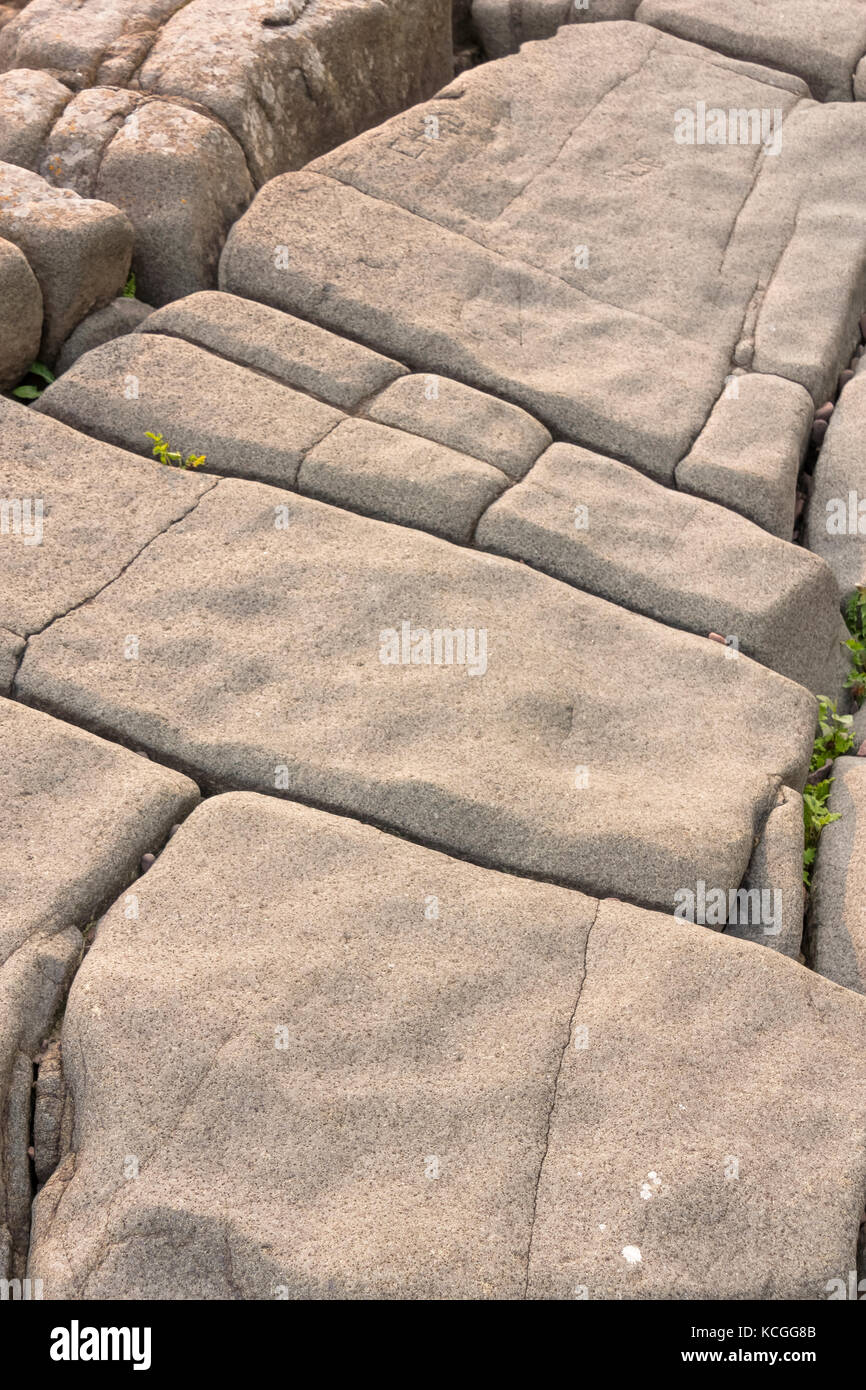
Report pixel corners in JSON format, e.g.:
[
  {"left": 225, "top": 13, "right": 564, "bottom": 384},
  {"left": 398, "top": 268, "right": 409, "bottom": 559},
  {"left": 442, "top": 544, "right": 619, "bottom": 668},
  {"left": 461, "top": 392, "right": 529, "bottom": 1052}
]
[
  {"left": 140, "top": 852, "right": 156, "bottom": 872},
  {"left": 840, "top": 369, "right": 855, "bottom": 388},
  {"left": 708, "top": 632, "right": 726, "bottom": 644},
  {"left": 168, "top": 823, "right": 180, "bottom": 838},
  {"left": 811, "top": 419, "right": 828, "bottom": 445},
  {"left": 857, "top": 740, "right": 866, "bottom": 757},
  {"left": 814, "top": 402, "right": 834, "bottom": 421}
]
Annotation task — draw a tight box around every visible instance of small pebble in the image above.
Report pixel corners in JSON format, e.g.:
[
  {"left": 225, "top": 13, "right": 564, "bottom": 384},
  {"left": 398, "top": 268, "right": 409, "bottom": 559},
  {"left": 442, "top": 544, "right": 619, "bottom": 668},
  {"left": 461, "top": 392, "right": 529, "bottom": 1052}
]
[
  {"left": 168, "top": 823, "right": 180, "bottom": 839},
  {"left": 140, "top": 852, "right": 156, "bottom": 873},
  {"left": 811, "top": 419, "right": 828, "bottom": 446},
  {"left": 857, "top": 740, "right": 866, "bottom": 758},
  {"left": 840, "top": 369, "right": 855, "bottom": 389},
  {"left": 814, "top": 402, "right": 834, "bottom": 421},
  {"left": 708, "top": 632, "right": 726, "bottom": 644}
]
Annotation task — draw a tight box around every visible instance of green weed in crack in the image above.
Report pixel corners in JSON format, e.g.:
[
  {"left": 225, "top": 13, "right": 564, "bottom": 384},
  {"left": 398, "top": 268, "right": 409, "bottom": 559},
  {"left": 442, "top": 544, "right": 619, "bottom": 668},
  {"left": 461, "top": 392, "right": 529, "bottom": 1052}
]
[
  {"left": 145, "top": 430, "right": 206, "bottom": 470},
  {"left": 803, "top": 699, "right": 854, "bottom": 887}
]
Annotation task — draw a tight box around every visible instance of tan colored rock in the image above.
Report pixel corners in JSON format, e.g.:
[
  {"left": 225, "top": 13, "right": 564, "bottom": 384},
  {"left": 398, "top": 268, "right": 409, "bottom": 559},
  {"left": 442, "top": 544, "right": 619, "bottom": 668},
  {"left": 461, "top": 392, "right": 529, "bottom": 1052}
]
[
  {"left": 724, "top": 787, "right": 805, "bottom": 958},
  {"left": 804, "top": 372, "right": 866, "bottom": 602},
  {"left": 0, "top": 67, "right": 69, "bottom": 169},
  {"left": 55, "top": 295, "right": 153, "bottom": 375},
  {"left": 806, "top": 757, "right": 866, "bottom": 995},
  {"left": 0, "top": 235, "right": 42, "bottom": 389},
  {"left": 0, "top": 627, "right": 24, "bottom": 693},
  {"left": 16, "top": 476, "right": 816, "bottom": 912}
]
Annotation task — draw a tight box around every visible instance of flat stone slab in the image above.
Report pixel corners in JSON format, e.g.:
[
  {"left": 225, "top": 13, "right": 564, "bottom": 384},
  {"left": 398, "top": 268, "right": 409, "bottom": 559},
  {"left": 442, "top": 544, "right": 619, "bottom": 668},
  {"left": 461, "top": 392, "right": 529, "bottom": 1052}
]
[
  {"left": 55, "top": 295, "right": 153, "bottom": 376},
  {"left": 27, "top": 794, "right": 866, "bottom": 1298},
  {"left": 804, "top": 372, "right": 866, "bottom": 602},
  {"left": 807, "top": 757, "right": 866, "bottom": 995},
  {"left": 0, "top": 696, "right": 199, "bottom": 1277},
  {"left": 724, "top": 786, "right": 805, "bottom": 958},
  {"left": 676, "top": 373, "right": 813, "bottom": 540},
  {"left": 221, "top": 23, "right": 866, "bottom": 481},
  {"left": 15, "top": 474, "right": 816, "bottom": 912},
  {"left": 0, "top": 234, "right": 41, "bottom": 389},
  {"left": 476, "top": 441, "right": 847, "bottom": 698},
  {"left": 0, "top": 396, "right": 214, "bottom": 638},
  {"left": 0, "top": 159, "right": 133, "bottom": 360}
]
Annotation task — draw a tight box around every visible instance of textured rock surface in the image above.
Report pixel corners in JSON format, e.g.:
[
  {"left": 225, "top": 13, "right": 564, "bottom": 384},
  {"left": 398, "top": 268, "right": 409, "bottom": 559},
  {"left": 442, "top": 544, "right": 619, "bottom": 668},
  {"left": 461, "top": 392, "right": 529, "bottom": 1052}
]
[
  {"left": 221, "top": 24, "right": 866, "bottom": 480},
  {"left": 15, "top": 476, "right": 816, "bottom": 913},
  {"left": 55, "top": 295, "right": 153, "bottom": 375},
  {"left": 0, "top": 160, "right": 133, "bottom": 360},
  {"left": 0, "top": 396, "right": 214, "bottom": 637},
  {"left": 804, "top": 372, "right": 866, "bottom": 602},
  {"left": 476, "top": 442, "right": 847, "bottom": 698},
  {"left": 0, "top": 696, "right": 198, "bottom": 1277},
  {"left": 0, "top": 234, "right": 42, "bottom": 389},
  {"left": 137, "top": 291, "right": 407, "bottom": 410},
  {"left": 0, "top": 627, "right": 24, "bottom": 694},
  {"left": 807, "top": 758, "right": 866, "bottom": 995},
  {"left": 27, "top": 795, "right": 866, "bottom": 1299},
  {"left": 0, "top": 67, "right": 69, "bottom": 169},
  {"left": 676, "top": 374, "right": 814, "bottom": 540},
  {"left": 724, "top": 787, "right": 805, "bottom": 958}
]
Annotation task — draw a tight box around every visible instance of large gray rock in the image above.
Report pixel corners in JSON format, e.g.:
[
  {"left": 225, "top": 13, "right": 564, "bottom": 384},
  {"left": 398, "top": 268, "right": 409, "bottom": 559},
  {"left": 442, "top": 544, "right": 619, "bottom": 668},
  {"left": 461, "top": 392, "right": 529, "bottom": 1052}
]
[
  {"left": 0, "top": 1, "right": 193, "bottom": 87},
  {"left": 0, "top": 160, "right": 133, "bottom": 361},
  {"left": 676, "top": 373, "right": 814, "bottom": 540},
  {"left": 137, "top": 291, "right": 407, "bottom": 410},
  {"left": 804, "top": 372, "right": 866, "bottom": 602},
  {"left": 0, "top": 235, "right": 42, "bottom": 389},
  {"left": 221, "top": 24, "right": 866, "bottom": 480},
  {"left": 35, "top": 332, "right": 344, "bottom": 490},
  {"left": 527, "top": 897, "right": 866, "bottom": 1299},
  {"left": 475, "top": 442, "right": 848, "bottom": 698},
  {"left": 806, "top": 757, "right": 866, "bottom": 995},
  {"left": 0, "top": 696, "right": 199, "bottom": 1278},
  {"left": 27, "top": 794, "right": 866, "bottom": 1298},
  {"left": 0, "top": 68, "right": 69, "bottom": 169},
  {"left": 55, "top": 295, "right": 154, "bottom": 375},
  {"left": 15, "top": 475, "right": 817, "bottom": 912},
  {"left": 298, "top": 416, "right": 508, "bottom": 544},
  {"left": 0, "top": 395, "right": 214, "bottom": 637}
]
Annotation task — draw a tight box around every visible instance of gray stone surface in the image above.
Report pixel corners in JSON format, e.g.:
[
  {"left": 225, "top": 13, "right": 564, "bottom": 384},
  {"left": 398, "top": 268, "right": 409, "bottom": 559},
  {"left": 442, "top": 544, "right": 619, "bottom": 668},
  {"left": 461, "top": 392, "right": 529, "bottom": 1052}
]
[
  {"left": 676, "top": 374, "right": 814, "bottom": 540},
  {"left": 28, "top": 792, "right": 595, "bottom": 1298},
  {"left": 0, "top": 1, "right": 193, "bottom": 88},
  {"left": 0, "top": 627, "right": 24, "bottom": 693},
  {"left": 0, "top": 67, "right": 69, "bottom": 169},
  {"left": 806, "top": 757, "right": 866, "bottom": 995},
  {"left": 26, "top": 794, "right": 866, "bottom": 1299},
  {"left": 0, "top": 234, "right": 42, "bottom": 389},
  {"left": 299, "top": 416, "right": 508, "bottom": 544},
  {"left": 56, "top": 296, "right": 153, "bottom": 375},
  {"left": 365, "top": 373, "right": 551, "bottom": 481},
  {"left": 0, "top": 160, "right": 133, "bottom": 361},
  {"left": 527, "top": 898, "right": 866, "bottom": 1299},
  {"left": 804, "top": 372, "right": 866, "bottom": 602},
  {"left": 35, "top": 333, "right": 344, "bottom": 490},
  {"left": 0, "top": 395, "right": 214, "bottom": 637},
  {"left": 475, "top": 442, "right": 847, "bottom": 698},
  {"left": 138, "top": 291, "right": 407, "bottom": 410},
  {"left": 15, "top": 475, "right": 816, "bottom": 913},
  {"left": 222, "top": 24, "right": 866, "bottom": 480},
  {"left": 724, "top": 787, "right": 805, "bottom": 958},
  {"left": 0, "top": 695, "right": 199, "bottom": 1277}
]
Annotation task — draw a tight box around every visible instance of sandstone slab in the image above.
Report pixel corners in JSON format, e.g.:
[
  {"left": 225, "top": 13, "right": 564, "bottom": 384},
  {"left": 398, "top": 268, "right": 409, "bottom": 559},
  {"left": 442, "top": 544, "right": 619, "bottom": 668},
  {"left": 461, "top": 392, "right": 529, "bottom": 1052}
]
[
  {"left": 804, "top": 372, "right": 866, "bottom": 602},
  {"left": 724, "top": 786, "right": 805, "bottom": 958},
  {"left": 676, "top": 374, "right": 813, "bottom": 540},
  {"left": 807, "top": 757, "right": 866, "bottom": 995},
  {"left": 55, "top": 295, "right": 154, "bottom": 375},
  {"left": 0, "top": 234, "right": 42, "bottom": 389},
  {"left": 298, "top": 416, "right": 508, "bottom": 544},
  {"left": 475, "top": 442, "right": 847, "bottom": 698},
  {"left": 0, "top": 396, "right": 214, "bottom": 637},
  {"left": 35, "top": 333, "right": 344, "bottom": 490},
  {"left": 138, "top": 291, "right": 407, "bottom": 410},
  {"left": 365, "top": 372, "right": 551, "bottom": 481},
  {"left": 0, "top": 696, "right": 199, "bottom": 1278},
  {"left": 527, "top": 898, "right": 866, "bottom": 1299},
  {"left": 15, "top": 476, "right": 817, "bottom": 912},
  {"left": 222, "top": 25, "right": 866, "bottom": 480},
  {"left": 0, "top": 160, "right": 133, "bottom": 360}
]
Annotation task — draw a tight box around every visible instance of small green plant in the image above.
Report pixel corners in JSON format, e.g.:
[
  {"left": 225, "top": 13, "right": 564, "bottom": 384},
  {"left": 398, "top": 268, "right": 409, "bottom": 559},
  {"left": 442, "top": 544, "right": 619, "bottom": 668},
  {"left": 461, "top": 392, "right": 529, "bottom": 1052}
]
[
  {"left": 145, "top": 431, "right": 206, "bottom": 470},
  {"left": 12, "top": 360, "right": 55, "bottom": 400},
  {"left": 122, "top": 270, "right": 137, "bottom": 298},
  {"left": 842, "top": 585, "right": 866, "bottom": 706},
  {"left": 803, "top": 698, "right": 855, "bottom": 886}
]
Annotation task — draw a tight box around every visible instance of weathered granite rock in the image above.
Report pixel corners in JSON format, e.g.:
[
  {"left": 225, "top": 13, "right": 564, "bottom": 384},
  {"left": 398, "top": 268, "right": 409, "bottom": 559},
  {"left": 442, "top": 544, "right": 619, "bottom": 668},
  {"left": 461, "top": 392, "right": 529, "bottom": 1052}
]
[
  {"left": 222, "top": 25, "right": 866, "bottom": 479},
  {"left": 0, "top": 234, "right": 42, "bottom": 389},
  {"left": 857, "top": 55, "right": 866, "bottom": 102},
  {"left": 0, "top": 395, "right": 214, "bottom": 637},
  {"left": 0, "top": 626, "right": 24, "bottom": 693},
  {"left": 475, "top": 442, "right": 847, "bottom": 698},
  {"left": 0, "top": 695, "right": 199, "bottom": 1277},
  {"left": 55, "top": 295, "right": 153, "bottom": 375},
  {"left": 806, "top": 757, "right": 866, "bottom": 995},
  {"left": 0, "top": 160, "right": 133, "bottom": 361},
  {"left": 15, "top": 476, "right": 816, "bottom": 911},
  {"left": 527, "top": 898, "right": 866, "bottom": 1299},
  {"left": 0, "top": 1, "right": 194, "bottom": 88},
  {"left": 724, "top": 787, "right": 805, "bottom": 957},
  {"left": 365, "top": 373, "right": 551, "bottom": 481},
  {"left": 804, "top": 372, "right": 866, "bottom": 602},
  {"left": 27, "top": 794, "right": 866, "bottom": 1298},
  {"left": 0, "top": 68, "right": 69, "bottom": 169},
  {"left": 36, "top": 333, "right": 344, "bottom": 489},
  {"left": 298, "top": 416, "right": 508, "bottom": 544},
  {"left": 37, "top": 85, "right": 138, "bottom": 194},
  {"left": 470, "top": 0, "right": 578, "bottom": 59},
  {"left": 137, "top": 291, "right": 407, "bottom": 410},
  {"left": 676, "top": 374, "right": 814, "bottom": 540}
]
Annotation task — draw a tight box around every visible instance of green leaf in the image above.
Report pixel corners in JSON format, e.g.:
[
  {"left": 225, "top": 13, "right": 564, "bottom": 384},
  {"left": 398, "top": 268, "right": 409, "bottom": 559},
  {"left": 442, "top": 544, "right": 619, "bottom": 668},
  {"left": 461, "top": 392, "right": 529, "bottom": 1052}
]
[
  {"left": 28, "top": 361, "right": 55, "bottom": 384},
  {"left": 122, "top": 271, "right": 136, "bottom": 299},
  {"left": 12, "top": 383, "right": 40, "bottom": 399}
]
